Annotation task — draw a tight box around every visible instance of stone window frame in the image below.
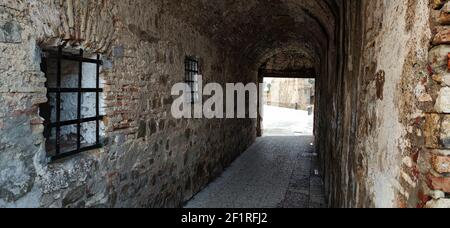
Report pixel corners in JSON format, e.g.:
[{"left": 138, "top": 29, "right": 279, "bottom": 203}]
[
  {"left": 40, "top": 46, "right": 104, "bottom": 162},
  {"left": 185, "top": 56, "right": 201, "bottom": 104}
]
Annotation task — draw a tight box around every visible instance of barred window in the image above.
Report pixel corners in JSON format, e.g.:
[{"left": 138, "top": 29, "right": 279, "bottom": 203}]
[
  {"left": 39, "top": 47, "right": 105, "bottom": 161},
  {"left": 185, "top": 57, "right": 200, "bottom": 103}
]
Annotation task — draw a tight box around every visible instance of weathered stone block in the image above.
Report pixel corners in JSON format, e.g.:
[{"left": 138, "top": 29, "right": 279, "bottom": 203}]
[
  {"left": 113, "top": 46, "right": 124, "bottom": 58},
  {"left": 148, "top": 119, "right": 158, "bottom": 136},
  {"left": 429, "top": 190, "right": 446, "bottom": 199},
  {"left": 436, "top": 87, "right": 450, "bottom": 113},
  {"left": 439, "top": 11, "right": 450, "bottom": 25},
  {"left": 102, "top": 59, "right": 113, "bottom": 70},
  {"left": 0, "top": 21, "right": 22, "bottom": 43},
  {"left": 432, "top": 155, "right": 450, "bottom": 173},
  {"left": 426, "top": 199, "right": 450, "bottom": 208},
  {"left": 425, "top": 114, "right": 450, "bottom": 149},
  {"left": 431, "top": 149, "right": 450, "bottom": 156},
  {"left": 429, "top": 45, "right": 450, "bottom": 74},
  {"left": 433, "top": 0, "right": 447, "bottom": 10},
  {"left": 128, "top": 24, "right": 160, "bottom": 43},
  {"left": 137, "top": 120, "right": 146, "bottom": 139},
  {"left": 443, "top": 1, "right": 450, "bottom": 13},
  {"left": 442, "top": 116, "right": 450, "bottom": 147},
  {"left": 62, "top": 186, "right": 86, "bottom": 208},
  {"left": 0, "top": 115, "right": 37, "bottom": 203},
  {"left": 432, "top": 73, "right": 450, "bottom": 86},
  {"left": 444, "top": 74, "right": 450, "bottom": 86},
  {"left": 433, "top": 29, "right": 450, "bottom": 45},
  {"left": 425, "top": 114, "right": 442, "bottom": 148}
]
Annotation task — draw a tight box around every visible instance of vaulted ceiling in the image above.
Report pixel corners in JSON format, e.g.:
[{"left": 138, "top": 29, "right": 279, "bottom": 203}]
[{"left": 163, "top": 0, "right": 339, "bottom": 69}]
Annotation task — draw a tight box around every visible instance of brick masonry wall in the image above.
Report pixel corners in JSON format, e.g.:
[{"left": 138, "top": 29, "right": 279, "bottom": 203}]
[
  {"left": 321, "top": 0, "right": 439, "bottom": 208},
  {"left": 421, "top": 0, "right": 450, "bottom": 208},
  {"left": 332, "top": 0, "right": 450, "bottom": 208},
  {"left": 0, "top": 1, "right": 255, "bottom": 208},
  {"left": 2, "top": 0, "right": 445, "bottom": 209}
]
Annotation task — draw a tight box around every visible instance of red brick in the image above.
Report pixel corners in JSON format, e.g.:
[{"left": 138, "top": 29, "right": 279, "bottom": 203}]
[
  {"left": 429, "top": 174, "right": 450, "bottom": 193},
  {"left": 417, "top": 191, "right": 431, "bottom": 208},
  {"left": 448, "top": 53, "right": 450, "bottom": 71}
]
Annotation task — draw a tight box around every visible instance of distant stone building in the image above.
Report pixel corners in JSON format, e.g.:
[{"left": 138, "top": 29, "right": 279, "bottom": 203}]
[{"left": 265, "top": 78, "right": 315, "bottom": 110}]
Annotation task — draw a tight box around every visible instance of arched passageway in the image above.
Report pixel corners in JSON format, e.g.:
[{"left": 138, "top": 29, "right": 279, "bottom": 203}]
[
  {"left": 165, "top": 0, "right": 338, "bottom": 208},
  {"left": 0, "top": 0, "right": 447, "bottom": 208}
]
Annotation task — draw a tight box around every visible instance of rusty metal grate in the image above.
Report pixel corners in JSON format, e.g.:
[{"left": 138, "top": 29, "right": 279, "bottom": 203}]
[
  {"left": 185, "top": 57, "right": 199, "bottom": 103},
  {"left": 40, "top": 46, "right": 103, "bottom": 161}
]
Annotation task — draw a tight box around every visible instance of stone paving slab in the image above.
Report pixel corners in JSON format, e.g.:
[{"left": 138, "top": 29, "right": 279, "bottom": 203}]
[{"left": 185, "top": 136, "right": 327, "bottom": 208}]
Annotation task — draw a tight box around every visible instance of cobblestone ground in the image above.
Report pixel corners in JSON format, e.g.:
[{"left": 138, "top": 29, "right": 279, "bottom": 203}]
[{"left": 185, "top": 136, "right": 327, "bottom": 208}]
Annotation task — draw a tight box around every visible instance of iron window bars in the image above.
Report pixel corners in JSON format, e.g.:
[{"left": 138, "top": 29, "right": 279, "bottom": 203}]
[
  {"left": 185, "top": 57, "right": 199, "bottom": 103},
  {"left": 41, "top": 46, "right": 103, "bottom": 161}
]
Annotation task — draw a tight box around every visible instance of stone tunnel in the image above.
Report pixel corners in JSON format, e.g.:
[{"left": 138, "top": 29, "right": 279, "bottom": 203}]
[{"left": 0, "top": 0, "right": 450, "bottom": 208}]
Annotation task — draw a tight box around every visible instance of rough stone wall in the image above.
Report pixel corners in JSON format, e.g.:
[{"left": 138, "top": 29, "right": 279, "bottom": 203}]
[
  {"left": 320, "top": 0, "right": 436, "bottom": 208},
  {"left": 3, "top": 0, "right": 444, "bottom": 209},
  {"left": 421, "top": 0, "right": 450, "bottom": 208},
  {"left": 266, "top": 78, "right": 314, "bottom": 110},
  {"left": 0, "top": 0, "right": 254, "bottom": 208},
  {"left": 358, "top": 0, "right": 431, "bottom": 208}
]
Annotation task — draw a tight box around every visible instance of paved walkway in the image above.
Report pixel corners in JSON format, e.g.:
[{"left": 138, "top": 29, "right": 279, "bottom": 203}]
[
  {"left": 263, "top": 105, "right": 314, "bottom": 136},
  {"left": 185, "top": 136, "right": 327, "bottom": 208}
]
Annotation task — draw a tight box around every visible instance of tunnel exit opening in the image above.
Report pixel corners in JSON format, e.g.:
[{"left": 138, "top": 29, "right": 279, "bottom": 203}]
[{"left": 258, "top": 76, "right": 316, "bottom": 137}]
